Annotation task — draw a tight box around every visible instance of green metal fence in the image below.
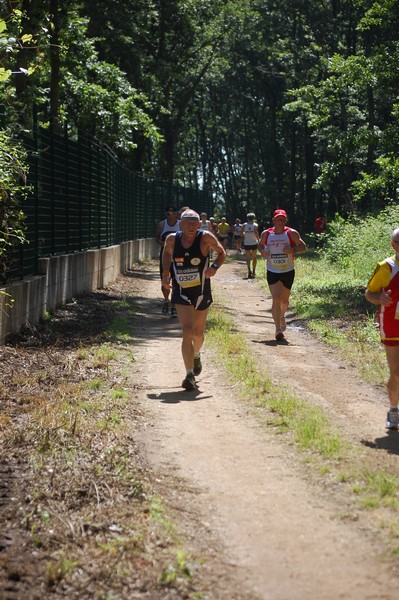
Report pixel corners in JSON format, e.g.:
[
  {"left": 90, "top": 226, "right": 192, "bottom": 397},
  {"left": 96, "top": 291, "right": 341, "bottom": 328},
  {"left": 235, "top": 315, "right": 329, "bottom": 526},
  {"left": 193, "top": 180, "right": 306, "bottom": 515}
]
[{"left": 5, "top": 122, "right": 212, "bottom": 282}]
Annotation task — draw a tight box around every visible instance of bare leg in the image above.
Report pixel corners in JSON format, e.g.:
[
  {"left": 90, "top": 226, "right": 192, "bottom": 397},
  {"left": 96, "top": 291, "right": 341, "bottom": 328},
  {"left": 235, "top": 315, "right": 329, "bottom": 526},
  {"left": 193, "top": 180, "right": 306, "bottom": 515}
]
[
  {"left": 245, "top": 250, "right": 252, "bottom": 276},
  {"left": 162, "top": 284, "right": 170, "bottom": 302},
  {"left": 252, "top": 249, "right": 257, "bottom": 275},
  {"left": 268, "top": 281, "right": 291, "bottom": 335},
  {"left": 175, "top": 304, "right": 209, "bottom": 370},
  {"left": 385, "top": 346, "right": 399, "bottom": 408}
]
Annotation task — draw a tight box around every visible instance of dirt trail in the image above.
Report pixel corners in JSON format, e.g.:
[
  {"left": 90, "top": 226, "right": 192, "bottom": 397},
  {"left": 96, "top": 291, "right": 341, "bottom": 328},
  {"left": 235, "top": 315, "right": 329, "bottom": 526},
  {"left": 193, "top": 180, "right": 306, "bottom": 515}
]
[{"left": 131, "top": 257, "right": 399, "bottom": 600}]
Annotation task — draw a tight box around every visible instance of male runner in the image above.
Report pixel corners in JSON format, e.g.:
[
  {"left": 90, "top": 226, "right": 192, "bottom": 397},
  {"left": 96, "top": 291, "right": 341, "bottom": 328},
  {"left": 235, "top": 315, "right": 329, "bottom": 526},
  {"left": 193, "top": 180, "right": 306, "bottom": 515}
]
[
  {"left": 365, "top": 228, "right": 399, "bottom": 429},
  {"left": 216, "top": 217, "right": 230, "bottom": 249},
  {"left": 241, "top": 213, "right": 259, "bottom": 278},
  {"left": 258, "top": 209, "right": 306, "bottom": 341},
  {"left": 162, "top": 209, "right": 226, "bottom": 390}
]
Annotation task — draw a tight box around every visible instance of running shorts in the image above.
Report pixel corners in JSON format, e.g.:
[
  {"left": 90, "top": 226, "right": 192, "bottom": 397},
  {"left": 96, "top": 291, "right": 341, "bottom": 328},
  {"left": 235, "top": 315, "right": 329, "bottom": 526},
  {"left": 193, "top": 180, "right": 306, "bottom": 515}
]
[
  {"left": 171, "top": 284, "right": 213, "bottom": 311},
  {"left": 267, "top": 269, "right": 295, "bottom": 289}
]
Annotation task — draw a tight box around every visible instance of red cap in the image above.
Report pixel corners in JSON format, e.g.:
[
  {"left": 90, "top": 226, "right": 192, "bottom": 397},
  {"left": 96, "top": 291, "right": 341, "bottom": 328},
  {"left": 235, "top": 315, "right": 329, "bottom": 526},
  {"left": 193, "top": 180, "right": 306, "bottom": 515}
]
[{"left": 273, "top": 209, "right": 287, "bottom": 218}]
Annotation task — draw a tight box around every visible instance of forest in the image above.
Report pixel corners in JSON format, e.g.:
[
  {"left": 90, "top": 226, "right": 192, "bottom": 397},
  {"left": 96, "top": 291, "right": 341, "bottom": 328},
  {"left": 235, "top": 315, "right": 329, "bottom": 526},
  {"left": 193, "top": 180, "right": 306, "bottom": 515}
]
[{"left": 1, "top": 0, "right": 399, "bottom": 232}]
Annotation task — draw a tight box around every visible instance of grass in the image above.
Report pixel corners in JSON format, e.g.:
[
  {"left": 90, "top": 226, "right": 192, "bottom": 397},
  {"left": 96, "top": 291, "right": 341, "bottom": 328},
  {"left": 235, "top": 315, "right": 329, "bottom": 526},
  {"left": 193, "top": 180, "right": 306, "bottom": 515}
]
[
  {"left": 1, "top": 291, "right": 202, "bottom": 599},
  {"left": 283, "top": 252, "right": 389, "bottom": 384},
  {"left": 3, "top": 248, "right": 399, "bottom": 591},
  {"left": 206, "top": 295, "right": 399, "bottom": 524},
  {"left": 207, "top": 305, "right": 345, "bottom": 461}
]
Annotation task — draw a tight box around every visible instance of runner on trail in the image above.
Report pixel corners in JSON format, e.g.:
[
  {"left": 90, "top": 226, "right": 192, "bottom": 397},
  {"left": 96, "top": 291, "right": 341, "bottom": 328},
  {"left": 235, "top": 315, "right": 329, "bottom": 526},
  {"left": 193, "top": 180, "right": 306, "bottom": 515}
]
[
  {"left": 241, "top": 213, "right": 260, "bottom": 278},
  {"left": 233, "top": 218, "right": 243, "bottom": 254},
  {"left": 314, "top": 215, "right": 327, "bottom": 247},
  {"left": 365, "top": 228, "right": 399, "bottom": 429},
  {"left": 216, "top": 217, "right": 230, "bottom": 250},
  {"left": 209, "top": 217, "right": 218, "bottom": 236},
  {"left": 258, "top": 208, "right": 306, "bottom": 342},
  {"left": 155, "top": 206, "right": 180, "bottom": 316},
  {"left": 199, "top": 212, "right": 211, "bottom": 231},
  {"left": 162, "top": 209, "right": 226, "bottom": 390}
]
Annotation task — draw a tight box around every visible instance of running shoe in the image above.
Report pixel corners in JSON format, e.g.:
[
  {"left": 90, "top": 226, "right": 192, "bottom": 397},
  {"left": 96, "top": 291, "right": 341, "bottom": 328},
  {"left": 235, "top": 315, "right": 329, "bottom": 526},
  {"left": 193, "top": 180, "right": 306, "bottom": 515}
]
[
  {"left": 193, "top": 354, "right": 202, "bottom": 376},
  {"left": 170, "top": 306, "right": 177, "bottom": 317},
  {"left": 161, "top": 301, "right": 169, "bottom": 314},
  {"left": 275, "top": 330, "right": 285, "bottom": 342},
  {"left": 280, "top": 316, "right": 286, "bottom": 332},
  {"left": 182, "top": 372, "right": 196, "bottom": 390},
  {"left": 386, "top": 408, "right": 399, "bottom": 429},
  {"left": 248, "top": 272, "right": 253, "bottom": 279}
]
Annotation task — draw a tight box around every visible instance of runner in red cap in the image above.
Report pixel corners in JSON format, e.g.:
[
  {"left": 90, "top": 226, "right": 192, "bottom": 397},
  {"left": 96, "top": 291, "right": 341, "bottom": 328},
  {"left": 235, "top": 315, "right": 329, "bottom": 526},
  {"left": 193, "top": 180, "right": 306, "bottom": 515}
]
[
  {"left": 273, "top": 209, "right": 287, "bottom": 218},
  {"left": 258, "top": 209, "right": 306, "bottom": 341}
]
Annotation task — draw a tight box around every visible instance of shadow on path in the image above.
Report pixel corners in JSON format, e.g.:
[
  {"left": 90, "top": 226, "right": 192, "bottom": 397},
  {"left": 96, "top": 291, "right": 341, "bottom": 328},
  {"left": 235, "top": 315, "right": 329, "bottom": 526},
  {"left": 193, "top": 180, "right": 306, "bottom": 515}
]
[
  {"left": 253, "top": 338, "right": 290, "bottom": 347},
  {"left": 361, "top": 431, "right": 399, "bottom": 456},
  {"left": 147, "top": 390, "right": 212, "bottom": 404}
]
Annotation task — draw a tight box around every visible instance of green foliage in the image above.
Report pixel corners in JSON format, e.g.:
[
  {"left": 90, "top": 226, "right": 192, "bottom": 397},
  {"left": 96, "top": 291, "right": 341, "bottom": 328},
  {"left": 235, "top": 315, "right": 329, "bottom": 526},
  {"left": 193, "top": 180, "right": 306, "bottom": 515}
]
[
  {"left": 0, "top": 130, "right": 28, "bottom": 281},
  {"left": 321, "top": 204, "right": 399, "bottom": 280},
  {"left": 0, "top": 2, "right": 52, "bottom": 95},
  {"left": 59, "top": 12, "right": 161, "bottom": 152},
  {"left": 3, "top": 0, "right": 399, "bottom": 221},
  {"left": 289, "top": 207, "right": 399, "bottom": 384},
  {"left": 207, "top": 303, "right": 345, "bottom": 460}
]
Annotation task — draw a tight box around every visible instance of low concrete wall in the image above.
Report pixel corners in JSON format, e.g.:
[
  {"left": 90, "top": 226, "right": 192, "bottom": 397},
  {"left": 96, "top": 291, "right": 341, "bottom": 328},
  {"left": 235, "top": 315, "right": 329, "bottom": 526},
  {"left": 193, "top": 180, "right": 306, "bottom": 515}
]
[{"left": 0, "top": 237, "right": 158, "bottom": 344}]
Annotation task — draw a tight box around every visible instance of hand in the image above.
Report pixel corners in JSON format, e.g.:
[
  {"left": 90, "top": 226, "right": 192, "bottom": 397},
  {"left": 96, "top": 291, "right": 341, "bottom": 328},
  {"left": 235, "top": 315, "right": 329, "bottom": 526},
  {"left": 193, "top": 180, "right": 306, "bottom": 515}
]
[
  {"left": 379, "top": 290, "right": 393, "bottom": 306},
  {"left": 283, "top": 244, "right": 294, "bottom": 254},
  {"left": 162, "top": 275, "right": 172, "bottom": 289},
  {"left": 205, "top": 266, "right": 217, "bottom": 279}
]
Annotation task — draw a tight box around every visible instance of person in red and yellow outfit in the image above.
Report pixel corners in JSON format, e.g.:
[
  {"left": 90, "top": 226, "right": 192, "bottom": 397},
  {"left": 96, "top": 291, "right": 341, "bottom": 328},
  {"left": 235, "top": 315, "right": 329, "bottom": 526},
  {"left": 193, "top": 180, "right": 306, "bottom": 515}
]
[{"left": 366, "top": 228, "right": 399, "bottom": 429}]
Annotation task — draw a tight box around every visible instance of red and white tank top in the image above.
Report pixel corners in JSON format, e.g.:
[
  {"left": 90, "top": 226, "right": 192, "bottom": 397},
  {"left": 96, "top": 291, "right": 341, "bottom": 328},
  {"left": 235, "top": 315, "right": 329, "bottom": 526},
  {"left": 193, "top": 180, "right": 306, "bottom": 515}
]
[{"left": 264, "top": 227, "right": 295, "bottom": 273}]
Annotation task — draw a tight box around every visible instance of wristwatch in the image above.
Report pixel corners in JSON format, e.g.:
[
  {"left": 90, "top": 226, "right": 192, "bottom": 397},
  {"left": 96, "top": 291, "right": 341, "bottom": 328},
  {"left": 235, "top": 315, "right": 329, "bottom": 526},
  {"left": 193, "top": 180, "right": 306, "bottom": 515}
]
[{"left": 211, "top": 262, "right": 219, "bottom": 270}]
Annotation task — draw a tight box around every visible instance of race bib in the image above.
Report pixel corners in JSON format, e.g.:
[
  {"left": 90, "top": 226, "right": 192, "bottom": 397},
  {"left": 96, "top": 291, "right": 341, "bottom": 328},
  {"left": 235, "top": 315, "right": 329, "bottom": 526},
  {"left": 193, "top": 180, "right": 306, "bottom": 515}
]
[
  {"left": 270, "top": 253, "right": 289, "bottom": 270},
  {"left": 176, "top": 269, "right": 201, "bottom": 288}
]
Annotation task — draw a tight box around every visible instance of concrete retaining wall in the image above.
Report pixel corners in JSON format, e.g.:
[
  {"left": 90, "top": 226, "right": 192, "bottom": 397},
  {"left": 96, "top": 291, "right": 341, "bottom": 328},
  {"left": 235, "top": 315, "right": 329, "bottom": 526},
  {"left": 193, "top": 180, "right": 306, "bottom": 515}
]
[{"left": 0, "top": 237, "right": 158, "bottom": 344}]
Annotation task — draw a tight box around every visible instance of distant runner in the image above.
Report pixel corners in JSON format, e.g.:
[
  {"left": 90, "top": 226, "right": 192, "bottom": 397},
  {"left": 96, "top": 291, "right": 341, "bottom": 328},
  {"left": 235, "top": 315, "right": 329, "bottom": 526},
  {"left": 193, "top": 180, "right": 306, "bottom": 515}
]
[
  {"left": 155, "top": 206, "right": 180, "bottom": 316},
  {"left": 241, "top": 213, "right": 259, "bottom": 279}
]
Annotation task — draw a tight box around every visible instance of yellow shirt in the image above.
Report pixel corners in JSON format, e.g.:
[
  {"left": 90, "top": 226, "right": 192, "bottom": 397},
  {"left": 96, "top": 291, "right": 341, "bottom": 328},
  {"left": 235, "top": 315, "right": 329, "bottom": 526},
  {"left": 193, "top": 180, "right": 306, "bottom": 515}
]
[
  {"left": 217, "top": 222, "right": 230, "bottom": 236},
  {"left": 367, "top": 258, "right": 396, "bottom": 292}
]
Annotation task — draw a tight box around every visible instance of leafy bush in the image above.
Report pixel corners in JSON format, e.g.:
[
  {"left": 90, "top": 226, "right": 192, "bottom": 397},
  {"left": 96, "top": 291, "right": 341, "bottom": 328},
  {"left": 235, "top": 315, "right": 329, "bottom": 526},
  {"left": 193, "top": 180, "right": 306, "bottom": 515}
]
[{"left": 321, "top": 204, "right": 399, "bottom": 281}]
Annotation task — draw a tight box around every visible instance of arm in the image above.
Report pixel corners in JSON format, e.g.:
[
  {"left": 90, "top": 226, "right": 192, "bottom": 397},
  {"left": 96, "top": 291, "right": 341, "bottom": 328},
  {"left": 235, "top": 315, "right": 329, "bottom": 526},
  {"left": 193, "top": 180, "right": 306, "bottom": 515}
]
[
  {"left": 365, "top": 288, "right": 392, "bottom": 306},
  {"left": 201, "top": 232, "right": 226, "bottom": 278},
  {"left": 284, "top": 229, "right": 306, "bottom": 254},
  {"left": 161, "top": 234, "right": 176, "bottom": 289},
  {"left": 365, "top": 262, "right": 392, "bottom": 306},
  {"left": 155, "top": 221, "right": 164, "bottom": 247},
  {"left": 258, "top": 230, "right": 269, "bottom": 258}
]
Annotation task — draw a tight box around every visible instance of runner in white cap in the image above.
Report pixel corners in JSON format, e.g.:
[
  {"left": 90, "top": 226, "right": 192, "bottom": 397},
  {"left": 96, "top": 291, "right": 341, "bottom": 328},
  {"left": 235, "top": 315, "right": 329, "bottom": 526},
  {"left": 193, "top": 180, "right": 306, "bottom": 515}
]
[{"left": 162, "top": 210, "right": 226, "bottom": 389}]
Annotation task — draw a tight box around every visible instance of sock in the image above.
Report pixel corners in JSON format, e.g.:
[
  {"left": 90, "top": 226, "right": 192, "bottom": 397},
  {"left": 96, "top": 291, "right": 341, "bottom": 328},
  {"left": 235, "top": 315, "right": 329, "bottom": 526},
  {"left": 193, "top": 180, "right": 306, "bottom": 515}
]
[
  {"left": 194, "top": 352, "right": 200, "bottom": 359},
  {"left": 186, "top": 369, "right": 194, "bottom": 375},
  {"left": 390, "top": 406, "right": 398, "bottom": 411}
]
